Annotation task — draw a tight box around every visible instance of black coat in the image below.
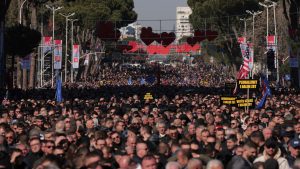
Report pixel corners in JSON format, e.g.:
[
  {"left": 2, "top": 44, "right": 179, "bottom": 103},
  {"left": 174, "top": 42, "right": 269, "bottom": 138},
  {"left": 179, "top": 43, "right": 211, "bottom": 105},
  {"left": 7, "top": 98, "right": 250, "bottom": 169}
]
[{"left": 226, "top": 155, "right": 252, "bottom": 169}]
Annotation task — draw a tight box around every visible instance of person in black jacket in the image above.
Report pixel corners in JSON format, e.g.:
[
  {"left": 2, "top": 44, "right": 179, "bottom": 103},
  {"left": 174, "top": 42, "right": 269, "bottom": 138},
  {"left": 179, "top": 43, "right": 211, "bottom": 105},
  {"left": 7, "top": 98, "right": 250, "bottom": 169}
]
[
  {"left": 23, "top": 137, "right": 43, "bottom": 169},
  {"left": 226, "top": 141, "right": 257, "bottom": 169},
  {"left": 286, "top": 138, "right": 300, "bottom": 166}
]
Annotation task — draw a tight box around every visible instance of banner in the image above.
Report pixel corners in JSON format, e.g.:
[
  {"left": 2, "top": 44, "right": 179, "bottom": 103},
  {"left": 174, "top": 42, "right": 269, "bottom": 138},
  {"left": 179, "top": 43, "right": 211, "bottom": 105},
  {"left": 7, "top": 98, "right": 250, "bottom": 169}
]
[
  {"left": 21, "top": 54, "right": 31, "bottom": 70},
  {"left": 144, "top": 93, "right": 153, "bottom": 100},
  {"left": 237, "top": 79, "right": 259, "bottom": 89},
  {"left": 220, "top": 96, "right": 237, "bottom": 105},
  {"left": 54, "top": 40, "right": 62, "bottom": 70},
  {"left": 238, "top": 37, "right": 246, "bottom": 44},
  {"left": 236, "top": 98, "right": 255, "bottom": 108},
  {"left": 72, "top": 44, "right": 80, "bottom": 68},
  {"left": 42, "top": 37, "right": 52, "bottom": 54}
]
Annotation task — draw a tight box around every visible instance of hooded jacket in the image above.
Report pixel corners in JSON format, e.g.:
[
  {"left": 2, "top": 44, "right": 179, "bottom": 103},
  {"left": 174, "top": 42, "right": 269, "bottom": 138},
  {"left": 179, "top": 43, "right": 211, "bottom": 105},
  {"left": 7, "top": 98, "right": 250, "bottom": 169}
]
[{"left": 253, "top": 148, "right": 289, "bottom": 169}]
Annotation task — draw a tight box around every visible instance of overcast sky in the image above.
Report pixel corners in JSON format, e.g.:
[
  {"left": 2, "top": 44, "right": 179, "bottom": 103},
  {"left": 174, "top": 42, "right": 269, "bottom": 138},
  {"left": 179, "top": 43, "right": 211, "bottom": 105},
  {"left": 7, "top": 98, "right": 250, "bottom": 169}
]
[{"left": 133, "top": 0, "right": 188, "bottom": 32}]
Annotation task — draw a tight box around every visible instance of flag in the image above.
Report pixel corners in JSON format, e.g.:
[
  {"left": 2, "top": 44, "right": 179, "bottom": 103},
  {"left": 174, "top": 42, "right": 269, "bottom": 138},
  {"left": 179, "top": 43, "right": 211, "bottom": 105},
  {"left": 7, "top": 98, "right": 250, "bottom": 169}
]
[
  {"left": 242, "top": 44, "right": 251, "bottom": 75},
  {"left": 128, "top": 76, "right": 133, "bottom": 85},
  {"left": 236, "top": 43, "right": 251, "bottom": 79},
  {"left": 140, "top": 77, "right": 146, "bottom": 85},
  {"left": 55, "top": 77, "right": 62, "bottom": 103},
  {"left": 145, "top": 75, "right": 156, "bottom": 84},
  {"left": 256, "top": 75, "right": 271, "bottom": 109},
  {"left": 233, "top": 42, "right": 251, "bottom": 94}
]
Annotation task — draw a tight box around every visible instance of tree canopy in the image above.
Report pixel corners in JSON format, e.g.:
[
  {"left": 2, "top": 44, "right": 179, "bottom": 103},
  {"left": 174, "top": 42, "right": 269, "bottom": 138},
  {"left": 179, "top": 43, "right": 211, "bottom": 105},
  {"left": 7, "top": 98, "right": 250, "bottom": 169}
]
[
  {"left": 58, "top": 0, "right": 137, "bottom": 29},
  {"left": 188, "top": 0, "right": 260, "bottom": 35},
  {"left": 5, "top": 24, "right": 41, "bottom": 57},
  {"left": 187, "top": 0, "right": 261, "bottom": 67}
]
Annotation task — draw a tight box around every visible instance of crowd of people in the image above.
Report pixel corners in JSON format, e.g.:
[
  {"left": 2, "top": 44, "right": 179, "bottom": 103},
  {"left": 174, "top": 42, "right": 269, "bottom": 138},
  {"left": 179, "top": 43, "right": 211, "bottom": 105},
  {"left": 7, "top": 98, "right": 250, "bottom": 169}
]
[
  {"left": 0, "top": 87, "right": 299, "bottom": 169},
  {"left": 65, "top": 61, "right": 233, "bottom": 88}
]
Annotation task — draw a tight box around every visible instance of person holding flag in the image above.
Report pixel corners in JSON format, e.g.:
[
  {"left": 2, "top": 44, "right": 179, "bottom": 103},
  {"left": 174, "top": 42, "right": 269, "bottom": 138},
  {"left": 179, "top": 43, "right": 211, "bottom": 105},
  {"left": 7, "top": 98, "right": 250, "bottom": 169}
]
[{"left": 256, "top": 75, "right": 272, "bottom": 109}]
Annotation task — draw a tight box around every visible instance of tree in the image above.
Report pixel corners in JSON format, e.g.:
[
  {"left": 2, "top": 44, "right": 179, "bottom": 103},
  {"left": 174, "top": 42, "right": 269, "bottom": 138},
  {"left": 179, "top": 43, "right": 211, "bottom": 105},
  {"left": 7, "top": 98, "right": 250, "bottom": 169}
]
[
  {"left": 281, "top": 0, "right": 300, "bottom": 87},
  {"left": 57, "top": 0, "right": 137, "bottom": 80},
  {"left": 188, "top": 0, "right": 260, "bottom": 70},
  {"left": 5, "top": 24, "right": 41, "bottom": 89},
  {"left": 28, "top": 0, "right": 43, "bottom": 88}
]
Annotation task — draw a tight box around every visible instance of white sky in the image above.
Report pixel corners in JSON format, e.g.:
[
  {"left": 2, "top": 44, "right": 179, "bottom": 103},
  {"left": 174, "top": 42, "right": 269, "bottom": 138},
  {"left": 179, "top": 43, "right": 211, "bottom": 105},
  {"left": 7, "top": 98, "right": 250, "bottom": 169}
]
[{"left": 133, "top": 0, "right": 188, "bottom": 32}]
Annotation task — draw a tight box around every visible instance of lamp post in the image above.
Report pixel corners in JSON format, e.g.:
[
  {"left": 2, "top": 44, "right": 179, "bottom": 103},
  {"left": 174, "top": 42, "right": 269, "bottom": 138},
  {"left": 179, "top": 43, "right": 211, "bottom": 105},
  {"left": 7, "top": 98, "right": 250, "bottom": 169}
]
[
  {"left": 19, "top": 0, "right": 27, "bottom": 24},
  {"left": 246, "top": 10, "right": 262, "bottom": 78},
  {"left": 259, "top": 2, "right": 274, "bottom": 36},
  {"left": 45, "top": 5, "right": 63, "bottom": 87},
  {"left": 69, "top": 18, "right": 78, "bottom": 83},
  {"left": 239, "top": 18, "right": 251, "bottom": 37},
  {"left": 265, "top": 0, "right": 279, "bottom": 84},
  {"left": 60, "top": 12, "right": 75, "bottom": 83}
]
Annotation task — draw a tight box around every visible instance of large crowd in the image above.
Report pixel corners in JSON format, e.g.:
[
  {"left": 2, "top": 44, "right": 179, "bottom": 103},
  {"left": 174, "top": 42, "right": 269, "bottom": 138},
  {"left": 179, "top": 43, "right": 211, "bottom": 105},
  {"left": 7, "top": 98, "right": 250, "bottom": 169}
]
[
  {"left": 64, "top": 62, "right": 233, "bottom": 88},
  {"left": 0, "top": 87, "right": 299, "bottom": 169},
  {"left": 0, "top": 58, "right": 298, "bottom": 169}
]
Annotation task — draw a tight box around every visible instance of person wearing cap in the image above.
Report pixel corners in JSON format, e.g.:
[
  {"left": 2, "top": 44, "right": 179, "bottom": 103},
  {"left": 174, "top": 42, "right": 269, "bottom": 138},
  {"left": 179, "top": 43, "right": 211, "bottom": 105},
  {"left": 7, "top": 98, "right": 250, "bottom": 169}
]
[
  {"left": 253, "top": 138, "right": 290, "bottom": 169},
  {"left": 286, "top": 138, "right": 300, "bottom": 166}
]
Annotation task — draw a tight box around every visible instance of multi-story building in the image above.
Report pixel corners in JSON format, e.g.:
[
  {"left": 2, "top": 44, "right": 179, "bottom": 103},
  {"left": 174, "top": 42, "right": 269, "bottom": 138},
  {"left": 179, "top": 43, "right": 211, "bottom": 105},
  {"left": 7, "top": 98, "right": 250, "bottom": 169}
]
[{"left": 176, "top": 7, "right": 193, "bottom": 41}]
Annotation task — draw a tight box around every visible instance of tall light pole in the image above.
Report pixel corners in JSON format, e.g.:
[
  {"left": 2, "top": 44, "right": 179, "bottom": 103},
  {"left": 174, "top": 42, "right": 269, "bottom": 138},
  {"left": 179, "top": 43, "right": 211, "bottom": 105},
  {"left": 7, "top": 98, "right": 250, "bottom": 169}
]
[
  {"left": 259, "top": 2, "right": 274, "bottom": 36},
  {"left": 69, "top": 18, "right": 78, "bottom": 83},
  {"left": 60, "top": 12, "right": 75, "bottom": 83},
  {"left": 265, "top": 0, "right": 279, "bottom": 84},
  {"left": 45, "top": 5, "right": 63, "bottom": 87},
  {"left": 246, "top": 10, "right": 262, "bottom": 78},
  {"left": 19, "top": 0, "right": 27, "bottom": 24},
  {"left": 239, "top": 18, "right": 251, "bottom": 37}
]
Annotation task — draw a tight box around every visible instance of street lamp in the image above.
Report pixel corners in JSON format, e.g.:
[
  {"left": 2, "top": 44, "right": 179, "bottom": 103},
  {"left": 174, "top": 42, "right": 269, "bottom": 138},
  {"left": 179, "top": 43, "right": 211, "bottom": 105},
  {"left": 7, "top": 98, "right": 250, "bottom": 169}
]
[
  {"left": 259, "top": 2, "right": 274, "bottom": 36},
  {"left": 68, "top": 18, "right": 78, "bottom": 83},
  {"left": 246, "top": 10, "right": 262, "bottom": 44},
  {"left": 45, "top": 5, "right": 63, "bottom": 87},
  {"left": 239, "top": 18, "right": 251, "bottom": 37},
  {"left": 246, "top": 10, "right": 262, "bottom": 78},
  {"left": 19, "top": 0, "right": 27, "bottom": 24},
  {"left": 59, "top": 12, "right": 75, "bottom": 83},
  {"left": 264, "top": 0, "right": 280, "bottom": 84}
]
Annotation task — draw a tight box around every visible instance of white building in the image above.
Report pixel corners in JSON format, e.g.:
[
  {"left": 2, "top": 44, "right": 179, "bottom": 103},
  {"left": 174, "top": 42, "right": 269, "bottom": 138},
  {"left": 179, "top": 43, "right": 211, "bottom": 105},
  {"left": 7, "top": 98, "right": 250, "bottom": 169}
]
[
  {"left": 120, "top": 22, "right": 143, "bottom": 40},
  {"left": 176, "top": 7, "right": 193, "bottom": 41}
]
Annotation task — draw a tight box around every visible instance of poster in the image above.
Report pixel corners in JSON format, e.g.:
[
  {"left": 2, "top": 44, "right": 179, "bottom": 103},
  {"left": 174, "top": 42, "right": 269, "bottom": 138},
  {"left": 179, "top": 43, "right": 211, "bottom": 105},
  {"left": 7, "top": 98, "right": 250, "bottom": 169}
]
[
  {"left": 54, "top": 40, "right": 62, "bottom": 70},
  {"left": 72, "top": 45, "right": 80, "bottom": 68}
]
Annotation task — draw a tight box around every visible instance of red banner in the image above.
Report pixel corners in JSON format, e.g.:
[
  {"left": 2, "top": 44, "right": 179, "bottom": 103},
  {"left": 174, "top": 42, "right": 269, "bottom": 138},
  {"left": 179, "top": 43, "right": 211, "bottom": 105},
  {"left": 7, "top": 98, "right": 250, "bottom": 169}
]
[
  {"left": 72, "top": 45, "right": 80, "bottom": 68},
  {"left": 54, "top": 40, "right": 62, "bottom": 69}
]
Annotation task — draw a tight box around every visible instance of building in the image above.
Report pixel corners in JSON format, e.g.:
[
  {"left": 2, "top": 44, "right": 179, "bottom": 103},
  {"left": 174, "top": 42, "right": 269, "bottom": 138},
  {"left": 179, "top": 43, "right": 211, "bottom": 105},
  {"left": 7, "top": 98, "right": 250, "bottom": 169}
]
[
  {"left": 120, "top": 22, "right": 143, "bottom": 40},
  {"left": 176, "top": 7, "right": 193, "bottom": 41}
]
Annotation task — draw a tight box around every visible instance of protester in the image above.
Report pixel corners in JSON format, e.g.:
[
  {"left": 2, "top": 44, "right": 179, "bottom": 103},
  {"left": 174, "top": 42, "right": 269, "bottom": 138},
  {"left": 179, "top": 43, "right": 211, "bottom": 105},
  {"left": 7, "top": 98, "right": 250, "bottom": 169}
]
[{"left": 0, "top": 63, "right": 300, "bottom": 169}]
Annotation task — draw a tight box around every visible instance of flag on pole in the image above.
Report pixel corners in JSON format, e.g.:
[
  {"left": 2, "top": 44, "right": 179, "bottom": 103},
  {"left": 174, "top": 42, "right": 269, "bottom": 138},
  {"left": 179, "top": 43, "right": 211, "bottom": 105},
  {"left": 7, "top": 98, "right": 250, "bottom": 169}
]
[
  {"left": 256, "top": 75, "right": 271, "bottom": 109},
  {"left": 233, "top": 39, "right": 251, "bottom": 94},
  {"left": 56, "top": 77, "right": 62, "bottom": 103},
  {"left": 140, "top": 77, "right": 146, "bottom": 85},
  {"left": 128, "top": 76, "right": 133, "bottom": 85}
]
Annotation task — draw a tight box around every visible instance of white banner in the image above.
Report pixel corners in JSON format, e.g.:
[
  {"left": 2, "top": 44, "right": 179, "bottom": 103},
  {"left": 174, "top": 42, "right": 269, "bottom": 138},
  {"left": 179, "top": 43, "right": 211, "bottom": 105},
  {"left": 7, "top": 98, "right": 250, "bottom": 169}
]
[
  {"left": 54, "top": 40, "right": 62, "bottom": 70},
  {"left": 72, "top": 45, "right": 80, "bottom": 68}
]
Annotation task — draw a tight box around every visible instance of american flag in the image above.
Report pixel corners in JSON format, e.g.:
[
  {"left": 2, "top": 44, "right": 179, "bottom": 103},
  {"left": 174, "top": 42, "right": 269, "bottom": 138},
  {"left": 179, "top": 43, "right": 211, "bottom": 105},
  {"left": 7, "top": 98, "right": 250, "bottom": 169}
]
[
  {"left": 233, "top": 43, "right": 251, "bottom": 94},
  {"left": 237, "top": 43, "right": 251, "bottom": 79}
]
